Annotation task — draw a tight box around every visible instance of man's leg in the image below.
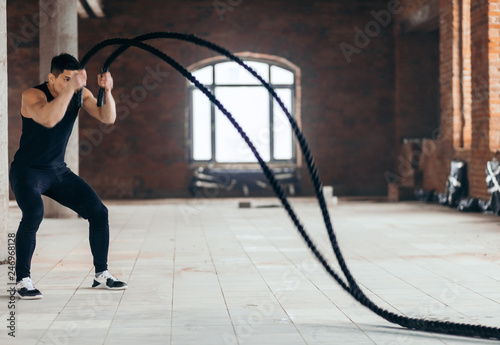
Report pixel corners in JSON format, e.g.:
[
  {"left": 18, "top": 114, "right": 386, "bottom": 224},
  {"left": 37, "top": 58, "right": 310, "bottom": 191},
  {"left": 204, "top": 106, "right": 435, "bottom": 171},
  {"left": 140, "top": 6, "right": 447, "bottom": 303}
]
[
  {"left": 44, "top": 167, "right": 109, "bottom": 274},
  {"left": 9, "top": 168, "right": 48, "bottom": 299},
  {"left": 9, "top": 168, "right": 50, "bottom": 280},
  {"left": 45, "top": 168, "right": 127, "bottom": 290}
]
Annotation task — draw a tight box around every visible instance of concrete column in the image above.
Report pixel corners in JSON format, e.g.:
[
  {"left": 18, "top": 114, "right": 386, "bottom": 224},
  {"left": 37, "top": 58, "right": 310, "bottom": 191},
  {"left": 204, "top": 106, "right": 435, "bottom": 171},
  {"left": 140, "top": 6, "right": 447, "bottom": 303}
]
[
  {"left": 39, "top": 0, "right": 78, "bottom": 218},
  {"left": 0, "top": 0, "right": 8, "bottom": 261}
]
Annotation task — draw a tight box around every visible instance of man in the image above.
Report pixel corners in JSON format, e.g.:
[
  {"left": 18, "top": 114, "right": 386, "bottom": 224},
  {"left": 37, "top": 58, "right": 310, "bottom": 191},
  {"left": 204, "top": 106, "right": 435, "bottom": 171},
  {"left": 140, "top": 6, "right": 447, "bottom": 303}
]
[{"left": 9, "top": 53, "right": 127, "bottom": 299}]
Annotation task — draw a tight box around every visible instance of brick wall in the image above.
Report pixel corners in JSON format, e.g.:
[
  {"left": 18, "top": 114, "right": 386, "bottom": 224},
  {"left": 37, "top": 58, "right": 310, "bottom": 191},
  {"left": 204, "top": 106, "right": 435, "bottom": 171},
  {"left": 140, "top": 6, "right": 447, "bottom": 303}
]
[
  {"left": 393, "top": 29, "right": 441, "bottom": 193},
  {"left": 394, "top": 30, "right": 440, "bottom": 144},
  {"left": 9, "top": 0, "right": 500, "bottom": 201},
  {"left": 470, "top": 0, "right": 499, "bottom": 200},
  {"left": 393, "top": 0, "right": 499, "bottom": 199},
  {"left": 7, "top": 0, "right": 398, "bottom": 199},
  {"left": 391, "top": 0, "right": 447, "bottom": 193}
]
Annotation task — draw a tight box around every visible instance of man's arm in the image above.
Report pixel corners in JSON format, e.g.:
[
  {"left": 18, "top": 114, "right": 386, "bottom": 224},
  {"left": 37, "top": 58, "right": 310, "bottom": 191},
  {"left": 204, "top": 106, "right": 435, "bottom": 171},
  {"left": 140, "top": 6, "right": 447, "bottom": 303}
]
[
  {"left": 82, "top": 72, "right": 116, "bottom": 124},
  {"left": 21, "top": 71, "right": 86, "bottom": 128}
]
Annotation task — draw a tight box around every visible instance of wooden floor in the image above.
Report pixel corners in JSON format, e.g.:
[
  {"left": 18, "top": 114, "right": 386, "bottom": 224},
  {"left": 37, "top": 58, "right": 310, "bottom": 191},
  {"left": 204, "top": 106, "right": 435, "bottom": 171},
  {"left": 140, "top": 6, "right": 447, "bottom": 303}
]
[{"left": 1, "top": 197, "right": 499, "bottom": 345}]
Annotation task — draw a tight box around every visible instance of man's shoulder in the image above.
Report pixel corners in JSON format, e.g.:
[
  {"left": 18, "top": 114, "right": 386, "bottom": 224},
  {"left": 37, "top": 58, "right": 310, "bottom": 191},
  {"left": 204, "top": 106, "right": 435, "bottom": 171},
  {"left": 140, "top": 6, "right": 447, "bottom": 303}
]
[
  {"left": 22, "top": 87, "right": 46, "bottom": 102},
  {"left": 81, "top": 86, "right": 94, "bottom": 98}
]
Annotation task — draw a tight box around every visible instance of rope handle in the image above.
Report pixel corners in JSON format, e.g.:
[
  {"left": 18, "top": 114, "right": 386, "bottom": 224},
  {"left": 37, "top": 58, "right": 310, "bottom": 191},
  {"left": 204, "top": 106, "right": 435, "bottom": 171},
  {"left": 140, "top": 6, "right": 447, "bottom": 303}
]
[
  {"left": 97, "top": 68, "right": 108, "bottom": 107},
  {"left": 97, "top": 87, "right": 105, "bottom": 107},
  {"left": 77, "top": 88, "right": 83, "bottom": 108}
]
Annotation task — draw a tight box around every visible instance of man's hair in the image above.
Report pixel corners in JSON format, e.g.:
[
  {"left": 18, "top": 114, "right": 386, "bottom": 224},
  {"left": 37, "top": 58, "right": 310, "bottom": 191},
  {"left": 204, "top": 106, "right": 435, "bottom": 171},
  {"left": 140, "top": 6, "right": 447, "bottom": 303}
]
[{"left": 50, "top": 53, "right": 81, "bottom": 77}]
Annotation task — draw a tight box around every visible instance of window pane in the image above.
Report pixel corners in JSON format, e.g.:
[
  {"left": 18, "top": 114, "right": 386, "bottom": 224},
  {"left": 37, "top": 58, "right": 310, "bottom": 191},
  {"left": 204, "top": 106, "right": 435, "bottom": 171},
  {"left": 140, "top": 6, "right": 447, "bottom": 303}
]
[
  {"left": 271, "top": 65, "right": 294, "bottom": 84},
  {"left": 215, "top": 87, "right": 270, "bottom": 162},
  {"left": 192, "top": 89, "right": 212, "bottom": 160},
  {"left": 191, "top": 66, "right": 213, "bottom": 85},
  {"left": 215, "top": 61, "right": 269, "bottom": 85},
  {"left": 273, "top": 88, "right": 293, "bottom": 160}
]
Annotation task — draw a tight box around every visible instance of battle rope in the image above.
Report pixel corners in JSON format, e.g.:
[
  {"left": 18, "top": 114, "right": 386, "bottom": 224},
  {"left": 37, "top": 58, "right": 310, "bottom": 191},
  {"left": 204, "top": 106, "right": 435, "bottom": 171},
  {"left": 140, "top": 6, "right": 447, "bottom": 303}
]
[
  {"left": 78, "top": 35, "right": 500, "bottom": 340},
  {"left": 82, "top": 33, "right": 361, "bottom": 295}
]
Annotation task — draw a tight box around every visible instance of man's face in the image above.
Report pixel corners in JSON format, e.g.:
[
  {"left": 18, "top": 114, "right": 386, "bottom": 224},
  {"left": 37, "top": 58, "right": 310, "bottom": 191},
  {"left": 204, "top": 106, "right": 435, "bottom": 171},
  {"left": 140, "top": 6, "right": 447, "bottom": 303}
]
[{"left": 49, "top": 69, "right": 77, "bottom": 94}]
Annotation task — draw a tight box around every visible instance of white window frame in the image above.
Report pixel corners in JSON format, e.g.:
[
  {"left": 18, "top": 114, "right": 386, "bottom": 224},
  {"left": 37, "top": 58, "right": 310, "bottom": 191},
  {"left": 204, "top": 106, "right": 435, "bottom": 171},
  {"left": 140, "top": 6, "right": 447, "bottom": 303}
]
[{"left": 187, "top": 54, "right": 301, "bottom": 169}]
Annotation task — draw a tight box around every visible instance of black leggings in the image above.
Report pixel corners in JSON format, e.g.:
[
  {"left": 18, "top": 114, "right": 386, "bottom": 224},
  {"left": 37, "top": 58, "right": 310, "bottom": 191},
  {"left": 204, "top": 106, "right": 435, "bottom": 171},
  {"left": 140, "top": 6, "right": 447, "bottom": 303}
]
[{"left": 9, "top": 166, "right": 109, "bottom": 280}]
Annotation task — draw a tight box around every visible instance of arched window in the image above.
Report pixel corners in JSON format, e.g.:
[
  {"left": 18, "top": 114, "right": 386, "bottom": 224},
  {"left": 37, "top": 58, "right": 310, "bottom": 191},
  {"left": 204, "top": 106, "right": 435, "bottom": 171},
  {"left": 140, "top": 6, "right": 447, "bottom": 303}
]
[{"left": 188, "top": 57, "right": 298, "bottom": 165}]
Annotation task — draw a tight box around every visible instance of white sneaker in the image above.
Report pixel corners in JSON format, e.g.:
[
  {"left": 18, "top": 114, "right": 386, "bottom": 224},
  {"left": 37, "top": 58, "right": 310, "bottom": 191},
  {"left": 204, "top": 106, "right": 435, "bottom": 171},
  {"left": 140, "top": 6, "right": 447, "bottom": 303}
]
[
  {"left": 92, "top": 270, "right": 127, "bottom": 290},
  {"left": 16, "top": 277, "right": 43, "bottom": 300}
]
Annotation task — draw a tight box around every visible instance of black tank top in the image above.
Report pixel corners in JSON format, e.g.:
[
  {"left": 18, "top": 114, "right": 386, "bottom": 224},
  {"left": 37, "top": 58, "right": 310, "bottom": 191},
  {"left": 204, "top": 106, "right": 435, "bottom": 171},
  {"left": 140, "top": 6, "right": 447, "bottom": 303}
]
[{"left": 11, "top": 82, "right": 81, "bottom": 170}]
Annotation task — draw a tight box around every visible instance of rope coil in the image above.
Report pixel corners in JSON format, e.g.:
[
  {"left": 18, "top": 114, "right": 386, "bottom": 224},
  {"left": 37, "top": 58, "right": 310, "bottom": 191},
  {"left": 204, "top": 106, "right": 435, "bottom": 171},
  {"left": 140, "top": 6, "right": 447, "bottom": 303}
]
[{"left": 78, "top": 33, "right": 500, "bottom": 341}]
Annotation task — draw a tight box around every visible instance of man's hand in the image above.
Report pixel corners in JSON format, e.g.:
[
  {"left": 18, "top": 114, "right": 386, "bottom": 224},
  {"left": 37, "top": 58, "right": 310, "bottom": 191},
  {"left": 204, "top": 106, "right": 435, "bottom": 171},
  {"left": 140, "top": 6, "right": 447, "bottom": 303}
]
[
  {"left": 68, "top": 70, "right": 87, "bottom": 92},
  {"left": 98, "top": 72, "right": 113, "bottom": 91},
  {"left": 82, "top": 71, "right": 117, "bottom": 124}
]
